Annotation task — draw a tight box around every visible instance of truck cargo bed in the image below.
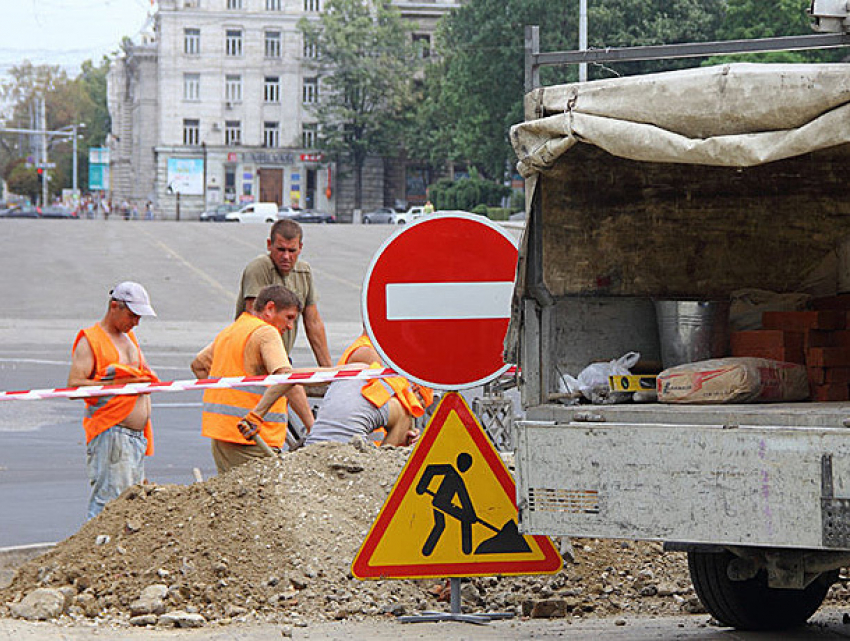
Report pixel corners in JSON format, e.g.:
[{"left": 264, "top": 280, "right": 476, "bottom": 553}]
[{"left": 515, "top": 402, "right": 850, "bottom": 550}]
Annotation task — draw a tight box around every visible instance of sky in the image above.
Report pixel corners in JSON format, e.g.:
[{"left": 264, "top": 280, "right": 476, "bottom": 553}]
[{"left": 0, "top": 0, "right": 155, "bottom": 78}]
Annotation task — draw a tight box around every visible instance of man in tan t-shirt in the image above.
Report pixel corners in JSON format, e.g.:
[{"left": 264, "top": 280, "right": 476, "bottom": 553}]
[{"left": 235, "top": 218, "right": 331, "bottom": 437}]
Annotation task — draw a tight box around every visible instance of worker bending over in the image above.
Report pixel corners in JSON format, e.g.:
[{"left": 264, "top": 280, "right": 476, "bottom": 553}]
[{"left": 305, "top": 332, "right": 434, "bottom": 447}]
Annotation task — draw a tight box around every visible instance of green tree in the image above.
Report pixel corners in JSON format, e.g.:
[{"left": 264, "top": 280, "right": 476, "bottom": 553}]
[
  {"left": 712, "top": 0, "right": 846, "bottom": 63},
  {"left": 6, "top": 161, "right": 40, "bottom": 204},
  {"left": 410, "top": 0, "right": 725, "bottom": 184},
  {"left": 1, "top": 57, "right": 111, "bottom": 195},
  {"left": 299, "top": 0, "right": 418, "bottom": 210}
]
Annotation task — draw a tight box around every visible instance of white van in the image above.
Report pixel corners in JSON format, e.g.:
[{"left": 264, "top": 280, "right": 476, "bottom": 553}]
[{"left": 225, "top": 202, "right": 279, "bottom": 223}]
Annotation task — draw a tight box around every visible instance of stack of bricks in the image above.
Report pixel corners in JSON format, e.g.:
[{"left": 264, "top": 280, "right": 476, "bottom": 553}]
[{"left": 730, "top": 307, "right": 850, "bottom": 401}]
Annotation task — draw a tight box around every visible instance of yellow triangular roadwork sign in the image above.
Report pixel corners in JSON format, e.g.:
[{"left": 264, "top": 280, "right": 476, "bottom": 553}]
[{"left": 352, "top": 392, "right": 562, "bottom": 579}]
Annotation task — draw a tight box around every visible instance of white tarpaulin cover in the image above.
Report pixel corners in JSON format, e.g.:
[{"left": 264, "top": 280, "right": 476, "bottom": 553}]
[{"left": 510, "top": 63, "right": 850, "bottom": 177}]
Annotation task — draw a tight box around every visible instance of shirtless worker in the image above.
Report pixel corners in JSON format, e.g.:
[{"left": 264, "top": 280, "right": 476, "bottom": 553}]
[
  {"left": 235, "top": 219, "right": 331, "bottom": 440},
  {"left": 68, "top": 282, "right": 158, "bottom": 519},
  {"left": 305, "top": 332, "right": 433, "bottom": 447},
  {"left": 193, "top": 285, "right": 361, "bottom": 473}
]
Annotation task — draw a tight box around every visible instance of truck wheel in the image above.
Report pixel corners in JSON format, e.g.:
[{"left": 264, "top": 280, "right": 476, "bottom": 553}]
[{"left": 688, "top": 550, "right": 836, "bottom": 630}]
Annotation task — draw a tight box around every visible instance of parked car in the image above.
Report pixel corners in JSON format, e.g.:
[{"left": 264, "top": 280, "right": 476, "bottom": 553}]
[
  {"left": 392, "top": 206, "right": 425, "bottom": 225},
  {"left": 225, "top": 202, "right": 279, "bottom": 223},
  {"left": 291, "top": 209, "right": 336, "bottom": 224},
  {"left": 277, "top": 206, "right": 303, "bottom": 218},
  {"left": 0, "top": 204, "right": 40, "bottom": 218},
  {"left": 362, "top": 207, "right": 397, "bottom": 224},
  {"left": 40, "top": 205, "right": 78, "bottom": 219},
  {"left": 200, "top": 203, "right": 240, "bottom": 222}
]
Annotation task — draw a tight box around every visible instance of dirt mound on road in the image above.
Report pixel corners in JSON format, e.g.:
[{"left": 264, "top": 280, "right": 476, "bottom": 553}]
[{"left": 1, "top": 441, "right": 705, "bottom": 625}]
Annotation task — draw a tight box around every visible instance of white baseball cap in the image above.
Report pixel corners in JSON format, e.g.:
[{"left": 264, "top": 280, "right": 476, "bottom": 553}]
[{"left": 110, "top": 282, "right": 157, "bottom": 317}]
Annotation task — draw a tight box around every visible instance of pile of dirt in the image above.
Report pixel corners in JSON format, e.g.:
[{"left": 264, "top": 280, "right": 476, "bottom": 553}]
[{"left": 1, "top": 440, "right": 710, "bottom": 626}]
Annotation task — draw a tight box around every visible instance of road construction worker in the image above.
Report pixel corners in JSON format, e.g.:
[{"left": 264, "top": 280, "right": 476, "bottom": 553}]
[
  {"left": 193, "top": 285, "right": 362, "bottom": 473},
  {"left": 305, "top": 332, "right": 433, "bottom": 447},
  {"left": 235, "top": 218, "right": 331, "bottom": 442},
  {"left": 68, "top": 281, "right": 158, "bottom": 519}
]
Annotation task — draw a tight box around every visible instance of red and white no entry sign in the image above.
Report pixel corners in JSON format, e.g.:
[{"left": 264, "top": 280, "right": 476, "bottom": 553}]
[{"left": 362, "top": 213, "right": 519, "bottom": 390}]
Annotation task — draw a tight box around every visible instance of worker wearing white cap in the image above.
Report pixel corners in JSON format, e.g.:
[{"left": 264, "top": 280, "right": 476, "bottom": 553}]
[{"left": 68, "top": 281, "right": 158, "bottom": 519}]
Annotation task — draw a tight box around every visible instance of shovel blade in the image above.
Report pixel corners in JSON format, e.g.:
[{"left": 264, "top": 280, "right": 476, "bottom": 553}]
[{"left": 474, "top": 519, "right": 532, "bottom": 555}]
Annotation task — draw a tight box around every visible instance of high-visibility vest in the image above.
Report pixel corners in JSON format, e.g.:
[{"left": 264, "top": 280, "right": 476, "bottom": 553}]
[
  {"left": 72, "top": 324, "right": 155, "bottom": 456},
  {"left": 338, "top": 333, "right": 433, "bottom": 416},
  {"left": 201, "top": 313, "right": 289, "bottom": 447}
]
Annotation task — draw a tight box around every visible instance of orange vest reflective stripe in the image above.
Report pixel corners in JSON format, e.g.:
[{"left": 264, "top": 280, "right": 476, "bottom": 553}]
[
  {"left": 338, "top": 333, "right": 434, "bottom": 416},
  {"left": 202, "top": 313, "right": 289, "bottom": 448},
  {"left": 72, "top": 324, "right": 155, "bottom": 456}
]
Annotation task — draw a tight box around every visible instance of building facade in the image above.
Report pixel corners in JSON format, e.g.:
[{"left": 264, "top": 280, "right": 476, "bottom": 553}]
[{"left": 108, "top": 0, "right": 458, "bottom": 220}]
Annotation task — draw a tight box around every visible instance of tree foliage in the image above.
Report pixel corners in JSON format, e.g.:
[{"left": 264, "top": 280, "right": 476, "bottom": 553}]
[
  {"left": 409, "top": 0, "right": 844, "bottom": 188},
  {"left": 299, "top": 0, "right": 418, "bottom": 209},
  {"left": 1, "top": 57, "right": 111, "bottom": 197}
]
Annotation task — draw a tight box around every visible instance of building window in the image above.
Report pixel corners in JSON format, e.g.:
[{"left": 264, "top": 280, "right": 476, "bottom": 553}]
[
  {"left": 225, "top": 74, "right": 242, "bottom": 103},
  {"left": 265, "top": 31, "right": 282, "bottom": 58},
  {"left": 183, "top": 73, "right": 200, "bottom": 101},
  {"left": 184, "top": 28, "right": 201, "bottom": 55},
  {"left": 303, "top": 77, "right": 317, "bottom": 104},
  {"left": 263, "top": 121, "right": 280, "bottom": 148},
  {"left": 226, "top": 29, "right": 243, "bottom": 57},
  {"left": 225, "top": 120, "right": 242, "bottom": 146},
  {"left": 227, "top": 0, "right": 242, "bottom": 8},
  {"left": 183, "top": 119, "right": 200, "bottom": 146},
  {"left": 413, "top": 34, "right": 431, "bottom": 59},
  {"left": 302, "top": 123, "right": 317, "bottom": 148},
  {"left": 303, "top": 35, "right": 318, "bottom": 59},
  {"left": 266, "top": 0, "right": 281, "bottom": 10},
  {"left": 264, "top": 76, "right": 280, "bottom": 103},
  {"left": 304, "top": 0, "right": 320, "bottom": 11}
]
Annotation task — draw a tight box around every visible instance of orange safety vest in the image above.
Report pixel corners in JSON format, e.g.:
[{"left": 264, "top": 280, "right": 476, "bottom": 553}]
[
  {"left": 201, "top": 313, "right": 289, "bottom": 447},
  {"left": 72, "top": 324, "right": 156, "bottom": 456},
  {"left": 338, "top": 333, "right": 433, "bottom": 416}
]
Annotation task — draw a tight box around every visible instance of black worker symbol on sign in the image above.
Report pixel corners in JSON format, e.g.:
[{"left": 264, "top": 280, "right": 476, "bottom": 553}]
[{"left": 415, "top": 452, "right": 531, "bottom": 556}]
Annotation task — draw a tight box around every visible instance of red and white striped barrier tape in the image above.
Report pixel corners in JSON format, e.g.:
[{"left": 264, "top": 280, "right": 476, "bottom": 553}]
[{"left": 0, "top": 366, "right": 518, "bottom": 402}]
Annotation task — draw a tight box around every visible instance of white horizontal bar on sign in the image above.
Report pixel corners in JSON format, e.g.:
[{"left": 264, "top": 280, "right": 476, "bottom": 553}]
[{"left": 385, "top": 282, "right": 514, "bottom": 321}]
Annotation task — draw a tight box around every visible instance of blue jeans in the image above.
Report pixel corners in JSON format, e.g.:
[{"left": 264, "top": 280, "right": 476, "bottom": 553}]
[{"left": 86, "top": 426, "right": 147, "bottom": 520}]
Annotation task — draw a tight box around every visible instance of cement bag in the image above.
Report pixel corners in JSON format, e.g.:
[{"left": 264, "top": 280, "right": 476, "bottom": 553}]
[{"left": 657, "top": 357, "right": 809, "bottom": 404}]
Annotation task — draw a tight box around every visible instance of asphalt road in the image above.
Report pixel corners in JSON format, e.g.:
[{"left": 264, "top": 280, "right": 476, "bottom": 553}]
[{"left": 0, "top": 219, "right": 404, "bottom": 547}]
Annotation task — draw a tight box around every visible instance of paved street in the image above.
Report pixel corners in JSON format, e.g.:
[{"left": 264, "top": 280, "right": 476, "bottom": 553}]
[{"left": 0, "top": 219, "right": 402, "bottom": 546}]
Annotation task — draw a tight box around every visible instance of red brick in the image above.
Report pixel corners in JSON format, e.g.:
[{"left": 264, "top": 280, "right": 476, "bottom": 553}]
[
  {"left": 825, "top": 368, "right": 850, "bottom": 384},
  {"left": 809, "top": 367, "right": 826, "bottom": 385},
  {"left": 762, "top": 311, "right": 845, "bottom": 332},
  {"left": 806, "top": 347, "right": 850, "bottom": 368},
  {"left": 730, "top": 331, "right": 805, "bottom": 364},
  {"left": 804, "top": 330, "right": 837, "bottom": 350},
  {"left": 811, "top": 383, "right": 850, "bottom": 402},
  {"left": 812, "top": 294, "right": 850, "bottom": 311},
  {"left": 836, "top": 331, "right": 850, "bottom": 349}
]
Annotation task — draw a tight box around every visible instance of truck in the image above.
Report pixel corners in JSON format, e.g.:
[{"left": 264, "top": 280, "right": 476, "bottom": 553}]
[{"left": 508, "top": 44, "right": 850, "bottom": 630}]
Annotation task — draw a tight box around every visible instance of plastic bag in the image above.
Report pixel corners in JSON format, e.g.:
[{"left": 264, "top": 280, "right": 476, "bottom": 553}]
[{"left": 577, "top": 352, "right": 640, "bottom": 404}]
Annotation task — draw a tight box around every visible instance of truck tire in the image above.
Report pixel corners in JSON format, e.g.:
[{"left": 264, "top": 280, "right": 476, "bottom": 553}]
[{"left": 688, "top": 550, "right": 836, "bottom": 630}]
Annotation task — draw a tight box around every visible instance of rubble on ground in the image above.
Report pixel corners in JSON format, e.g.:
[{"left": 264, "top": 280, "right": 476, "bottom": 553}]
[{"left": 5, "top": 440, "right": 838, "bottom": 627}]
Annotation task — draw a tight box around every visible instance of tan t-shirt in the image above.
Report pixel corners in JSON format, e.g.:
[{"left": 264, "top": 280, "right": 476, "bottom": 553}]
[
  {"left": 195, "top": 324, "right": 291, "bottom": 377},
  {"left": 235, "top": 254, "right": 317, "bottom": 355}
]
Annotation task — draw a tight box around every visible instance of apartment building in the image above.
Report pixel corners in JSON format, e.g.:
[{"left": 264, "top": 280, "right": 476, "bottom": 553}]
[{"left": 107, "top": 0, "right": 459, "bottom": 220}]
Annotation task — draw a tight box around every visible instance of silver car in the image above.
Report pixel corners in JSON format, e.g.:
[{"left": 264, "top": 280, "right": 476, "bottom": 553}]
[{"left": 362, "top": 207, "right": 396, "bottom": 224}]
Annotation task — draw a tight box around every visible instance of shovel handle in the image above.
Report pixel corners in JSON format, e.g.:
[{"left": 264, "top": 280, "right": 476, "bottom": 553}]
[
  {"left": 420, "top": 488, "right": 499, "bottom": 532},
  {"left": 252, "top": 433, "right": 278, "bottom": 458}
]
